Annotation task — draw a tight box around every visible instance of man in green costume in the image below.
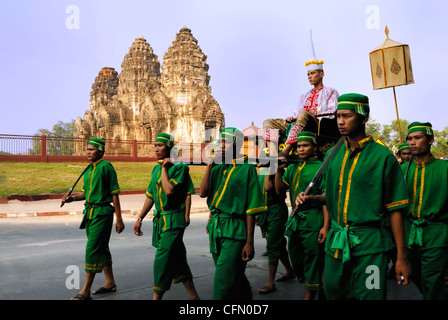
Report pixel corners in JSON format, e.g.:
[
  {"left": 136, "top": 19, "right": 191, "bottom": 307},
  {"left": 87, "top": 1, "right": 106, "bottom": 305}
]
[
  {"left": 63, "top": 138, "right": 124, "bottom": 300},
  {"left": 275, "top": 131, "right": 328, "bottom": 300},
  {"left": 133, "top": 133, "right": 199, "bottom": 300},
  {"left": 199, "top": 127, "right": 268, "bottom": 300},
  {"left": 297, "top": 93, "right": 411, "bottom": 299},
  {"left": 403, "top": 121, "right": 448, "bottom": 300},
  {"left": 256, "top": 165, "right": 294, "bottom": 294},
  {"left": 387, "top": 143, "right": 411, "bottom": 278},
  {"left": 396, "top": 142, "right": 412, "bottom": 165}
]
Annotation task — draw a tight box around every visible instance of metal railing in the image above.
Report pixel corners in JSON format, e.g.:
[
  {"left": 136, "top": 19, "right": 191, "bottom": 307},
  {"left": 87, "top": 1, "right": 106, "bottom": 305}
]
[
  {"left": 0, "top": 134, "right": 265, "bottom": 163},
  {"left": 0, "top": 134, "right": 41, "bottom": 155},
  {"left": 0, "top": 134, "right": 210, "bottom": 162}
]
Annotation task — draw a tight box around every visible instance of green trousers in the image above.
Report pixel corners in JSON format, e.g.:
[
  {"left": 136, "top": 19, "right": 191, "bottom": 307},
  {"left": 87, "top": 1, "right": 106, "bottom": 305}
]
[
  {"left": 407, "top": 246, "right": 448, "bottom": 300},
  {"left": 324, "top": 252, "right": 388, "bottom": 300},
  {"left": 288, "top": 230, "right": 323, "bottom": 291},
  {"left": 211, "top": 237, "right": 252, "bottom": 300},
  {"left": 153, "top": 228, "right": 193, "bottom": 294},
  {"left": 84, "top": 214, "right": 113, "bottom": 273},
  {"left": 264, "top": 203, "right": 289, "bottom": 267}
]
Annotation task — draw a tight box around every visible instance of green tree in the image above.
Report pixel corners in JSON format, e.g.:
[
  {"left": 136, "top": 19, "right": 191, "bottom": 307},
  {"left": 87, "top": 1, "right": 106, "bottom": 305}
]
[
  {"left": 433, "top": 127, "right": 448, "bottom": 159},
  {"left": 51, "top": 120, "right": 75, "bottom": 137},
  {"left": 366, "top": 120, "right": 382, "bottom": 140},
  {"left": 367, "top": 118, "right": 448, "bottom": 159},
  {"left": 29, "top": 120, "right": 75, "bottom": 155},
  {"left": 47, "top": 120, "right": 76, "bottom": 155},
  {"left": 29, "top": 129, "right": 51, "bottom": 155},
  {"left": 381, "top": 119, "right": 410, "bottom": 148},
  {"left": 366, "top": 118, "right": 409, "bottom": 148}
]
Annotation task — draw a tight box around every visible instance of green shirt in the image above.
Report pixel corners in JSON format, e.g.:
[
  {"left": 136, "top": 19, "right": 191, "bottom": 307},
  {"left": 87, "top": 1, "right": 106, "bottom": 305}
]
[
  {"left": 323, "top": 136, "right": 410, "bottom": 260},
  {"left": 146, "top": 162, "right": 195, "bottom": 213},
  {"left": 282, "top": 156, "right": 324, "bottom": 231},
  {"left": 207, "top": 156, "right": 268, "bottom": 216},
  {"left": 206, "top": 156, "right": 268, "bottom": 250},
  {"left": 402, "top": 156, "right": 448, "bottom": 248},
  {"left": 82, "top": 159, "right": 121, "bottom": 204},
  {"left": 258, "top": 167, "right": 286, "bottom": 206},
  {"left": 81, "top": 159, "right": 120, "bottom": 221},
  {"left": 257, "top": 167, "right": 287, "bottom": 229},
  {"left": 146, "top": 162, "right": 195, "bottom": 241}
]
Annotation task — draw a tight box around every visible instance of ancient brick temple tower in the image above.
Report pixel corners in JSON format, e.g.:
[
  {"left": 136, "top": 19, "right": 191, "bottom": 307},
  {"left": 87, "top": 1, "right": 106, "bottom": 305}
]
[{"left": 73, "top": 27, "right": 225, "bottom": 156}]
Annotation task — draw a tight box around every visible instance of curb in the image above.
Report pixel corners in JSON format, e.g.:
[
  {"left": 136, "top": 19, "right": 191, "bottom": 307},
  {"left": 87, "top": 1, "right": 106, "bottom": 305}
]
[
  {"left": 0, "top": 188, "right": 201, "bottom": 203},
  {"left": 0, "top": 189, "right": 209, "bottom": 218},
  {"left": 1, "top": 190, "right": 147, "bottom": 203},
  {"left": 0, "top": 211, "right": 82, "bottom": 219},
  {"left": 0, "top": 206, "right": 211, "bottom": 219}
]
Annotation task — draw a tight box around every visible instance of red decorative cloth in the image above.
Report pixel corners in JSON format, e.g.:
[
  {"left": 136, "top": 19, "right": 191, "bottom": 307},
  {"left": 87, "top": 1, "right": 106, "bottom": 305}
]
[
  {"left": 262, "top": 129, "right": 279, "bottom": 142},
  {"left": 303, "top": 87, "right": 324, "bottom": 116}
]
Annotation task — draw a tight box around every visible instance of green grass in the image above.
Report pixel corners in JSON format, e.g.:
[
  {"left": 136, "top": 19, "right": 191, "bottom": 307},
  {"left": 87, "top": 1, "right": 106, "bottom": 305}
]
[{"left": 0, "top": 162, "right": 206, "bottom": 197}]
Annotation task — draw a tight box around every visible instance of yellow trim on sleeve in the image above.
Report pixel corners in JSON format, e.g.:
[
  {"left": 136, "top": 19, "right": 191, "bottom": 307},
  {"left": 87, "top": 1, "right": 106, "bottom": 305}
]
[
  {"left": 246, "top": 206, "right": 268, "bottom": 214},
  {"left": 111, "top": 189, "right": 120, "bottom": 194},
  {"left": 385, "top": 199, "right": 410, "bottom": 209}
]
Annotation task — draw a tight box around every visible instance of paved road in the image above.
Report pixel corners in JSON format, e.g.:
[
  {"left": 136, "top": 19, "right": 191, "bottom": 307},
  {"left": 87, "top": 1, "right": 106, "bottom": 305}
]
[{"left": 0, "top": 195, "right": 422, "bottom": 303}]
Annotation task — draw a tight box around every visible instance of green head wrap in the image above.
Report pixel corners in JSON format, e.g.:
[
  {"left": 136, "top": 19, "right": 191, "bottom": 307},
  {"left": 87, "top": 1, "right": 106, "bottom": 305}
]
[
  {"left": 337, "top": 93, "right": 370, "bottom": 116},
  {"left": 88, "top": 138, "right": 105, "bottom": 151},
  {"left": 398, "top": 143, "right": 410, "bottom": 152},
  {"left": 407, "top": 122, "right": 434, "bottom": 137},
  {"left": 297, "top": 131, "right": 317, "bottom": 145},
  {"left": 221, "top": 127, "right": 244, "bottom": 146},
  {"left": 156, "top": 133, "right": 175, "bottom": 148}
]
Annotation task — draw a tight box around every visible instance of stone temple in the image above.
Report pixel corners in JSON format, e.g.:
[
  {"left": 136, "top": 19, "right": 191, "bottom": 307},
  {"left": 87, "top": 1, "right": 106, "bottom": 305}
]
[{"left": 73, "top": 27, "right": 225, "bottom": 157}]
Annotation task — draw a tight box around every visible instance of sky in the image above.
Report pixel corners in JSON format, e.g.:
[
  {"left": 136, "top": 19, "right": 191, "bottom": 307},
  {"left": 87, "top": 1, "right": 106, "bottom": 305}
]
[{"left": 0, "top": 0, "right": 447, "bottom": 137}]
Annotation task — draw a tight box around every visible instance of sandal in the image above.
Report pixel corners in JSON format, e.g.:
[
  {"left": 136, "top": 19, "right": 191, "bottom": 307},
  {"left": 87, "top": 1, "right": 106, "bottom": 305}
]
[
  {"left": 93, "top": 284, "right": 117, "bottom": 294},
  {"left": 71, "top": 293, "right": 92, "bottom": 300},
  {"left": 257, "top": 285, "right": 276, "bottom": 294}
]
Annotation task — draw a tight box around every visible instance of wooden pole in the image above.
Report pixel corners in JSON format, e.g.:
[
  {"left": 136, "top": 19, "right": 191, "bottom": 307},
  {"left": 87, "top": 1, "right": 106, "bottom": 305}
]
[{"left": 392, "top": 86, "right": 403, "bottom": 144}]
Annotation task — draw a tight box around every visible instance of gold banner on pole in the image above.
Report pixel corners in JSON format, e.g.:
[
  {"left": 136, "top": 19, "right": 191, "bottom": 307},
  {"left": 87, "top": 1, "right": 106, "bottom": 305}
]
[
  {"left": 369, "top": 26, "right": 415, "bottom": 144},
  {"left": 369, "top": 26, "right": 414, "bottom": 90}
]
